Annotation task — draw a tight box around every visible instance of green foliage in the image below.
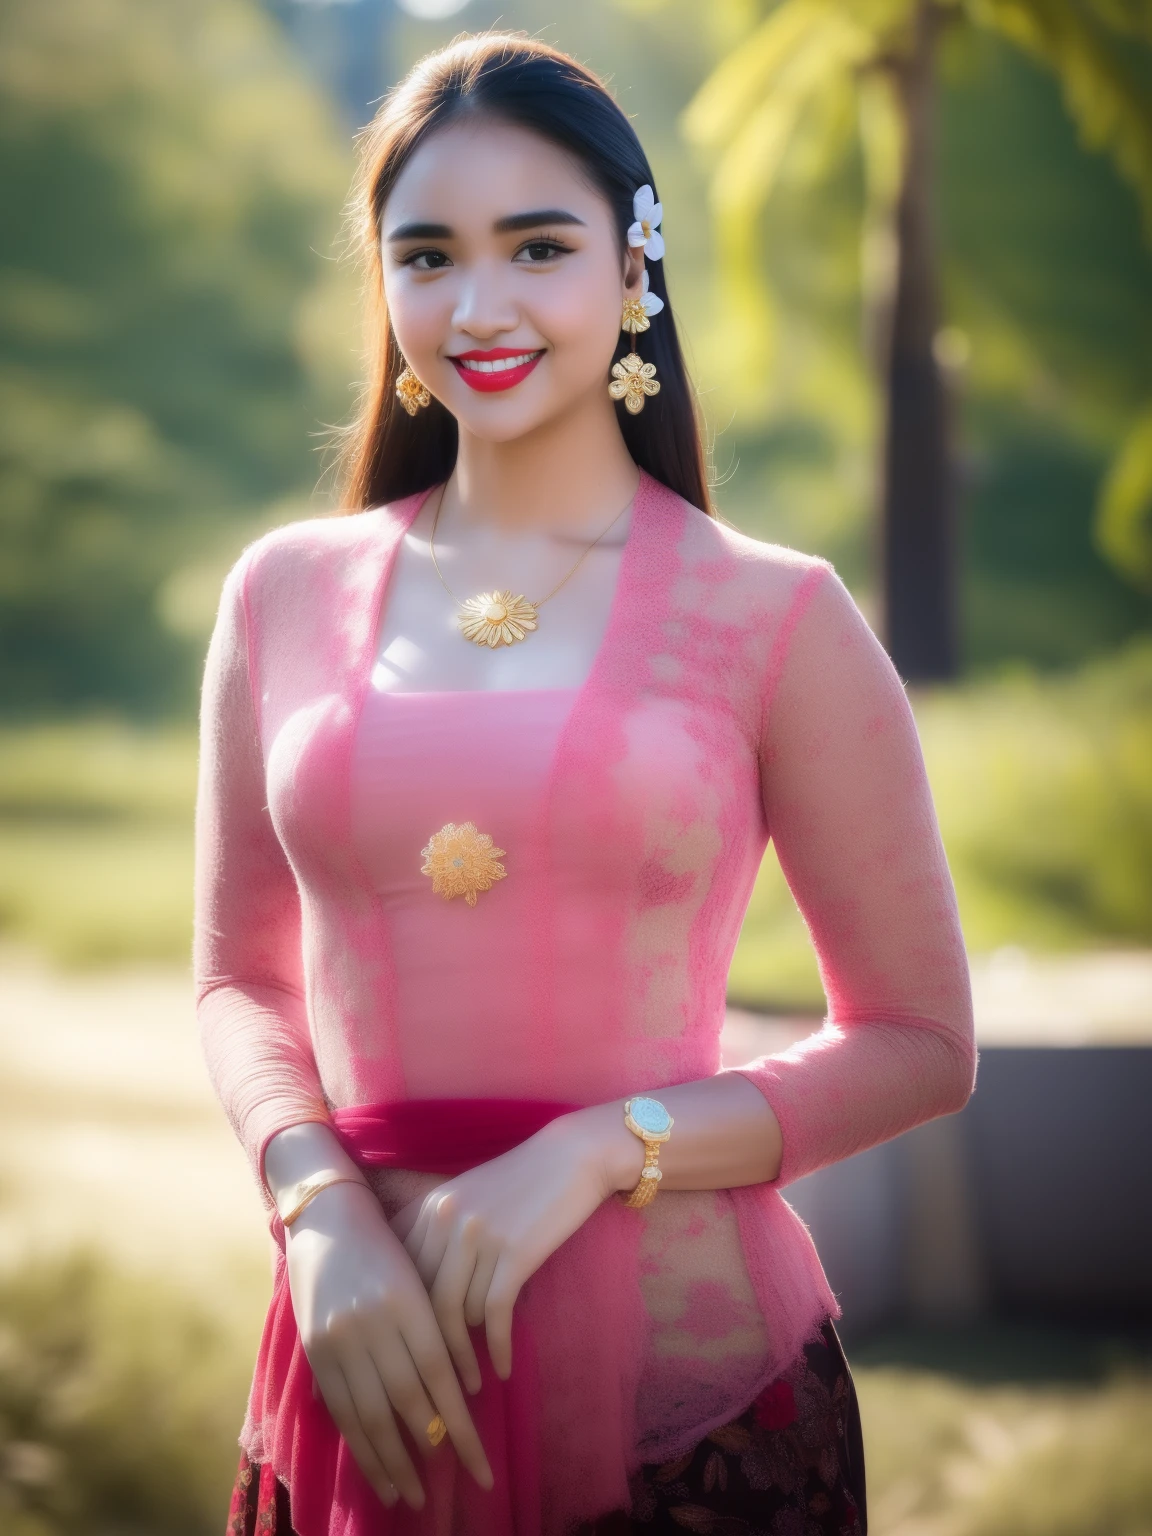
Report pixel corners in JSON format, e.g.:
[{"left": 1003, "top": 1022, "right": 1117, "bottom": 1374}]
[
  {"left": 936, "top": 27, "right": 1152, "bottom": 658},
  {"left": 681, "top": 0, "right": 1152, "bottom": 398},
  {"left": 0, "top": 0, "right": 356, "bottom": 716},
  {"left": 1096, "top": 402, "right": 1152, "bottom": 591},
  {"left": 0, "top": 1252, "right": 255, "bottom": 1536},
  {"left": 918, "top": 637, "right": 1152, "bottom": 953},
  {"left": 973, "top": 0, "right": 1152, "bottom": 241},
  {"left": 673, "top": 0, "right": 1152, "bottom": 655},
  {"left": 0, "top": 721, "right": 196, "bottom": 964}
]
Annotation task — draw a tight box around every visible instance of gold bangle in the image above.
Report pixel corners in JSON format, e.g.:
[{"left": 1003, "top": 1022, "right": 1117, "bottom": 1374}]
[{"left": 279, "top": 1172, "right": 368, "bottom": 1228}]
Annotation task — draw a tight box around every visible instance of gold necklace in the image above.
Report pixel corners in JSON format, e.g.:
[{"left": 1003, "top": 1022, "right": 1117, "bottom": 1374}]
[{"left": 428, "top": 484, "right": 633, "bottom": 648}]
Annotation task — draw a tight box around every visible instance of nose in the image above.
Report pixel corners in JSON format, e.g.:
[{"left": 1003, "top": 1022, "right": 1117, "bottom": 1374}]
[{"left": 450, "top": 258, "right": 520, "bottom": 342}]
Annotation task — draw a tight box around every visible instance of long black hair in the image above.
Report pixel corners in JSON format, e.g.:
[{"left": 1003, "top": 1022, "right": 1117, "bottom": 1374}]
[{"left": 333, "top": 32, "right": 713, "bottom": 516}]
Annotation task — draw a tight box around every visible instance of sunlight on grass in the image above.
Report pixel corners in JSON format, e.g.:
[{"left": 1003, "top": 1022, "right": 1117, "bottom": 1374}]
[
  {"left": 858, "top": 1368, "right": 1152, "bottom": 1536},
  {"left": 0, "top": 722, "right": 196, "bottom": 966},
  {"left": 0, "top": 1251, "right": 261, "bottom": 1536},
  {"left": 727, "top": 854, "right": 823, "bottom": 1010},
  {"left": 916, "top": 641, "right": 1152, "bottom": 954},
  {"left": 0, "top": 823, "right": 193, "bottom": 966},
  {"left": 0, "top": 723, "right": 197, "bottom": 820}
]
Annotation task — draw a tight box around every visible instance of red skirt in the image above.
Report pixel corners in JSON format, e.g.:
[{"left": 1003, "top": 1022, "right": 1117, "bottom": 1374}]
[{"left": 225, "top": 1317, "right": 866, "bottom": 1535}]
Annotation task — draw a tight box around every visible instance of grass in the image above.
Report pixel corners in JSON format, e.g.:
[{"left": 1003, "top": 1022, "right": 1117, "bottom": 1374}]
[
  {"left": 0, "top": 1252, "right": 258, "bottom": 1536},
  {"left": 2, "top": 638, "right": 1151, "bottom": 984},
  {"left": 915, "top": 642, "right": 1152, "bottom": 955},
  {"left": 0, "top": 722, "right": 196, "bottom": 966},
  {"left": 853, "top": 1323, "right": 1152, "bottom": 1536},
  {"left": 1, "top": 1251, "right": 1149, "bottom": 1535},
  {"left": 857, "top": 1367, "right": 1152, "bottom": 1536}
]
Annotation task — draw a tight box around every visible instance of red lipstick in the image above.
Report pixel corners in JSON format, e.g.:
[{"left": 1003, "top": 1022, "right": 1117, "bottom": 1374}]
[{"left": 449, "top": 346, "right": 544, "bottom": 392}]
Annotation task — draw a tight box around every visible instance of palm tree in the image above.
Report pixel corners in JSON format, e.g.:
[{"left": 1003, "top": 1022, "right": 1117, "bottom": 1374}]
[{"left": 682, "top": 0, "right": 1152, "bottom": 680}]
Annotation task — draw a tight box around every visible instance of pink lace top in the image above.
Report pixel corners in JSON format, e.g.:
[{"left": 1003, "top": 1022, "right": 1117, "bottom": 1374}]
[{"left": 194, "top": 469, "right": 976, "bottom": 1534}]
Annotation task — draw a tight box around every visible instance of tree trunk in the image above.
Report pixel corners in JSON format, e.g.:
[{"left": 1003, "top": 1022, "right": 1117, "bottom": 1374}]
[{"left": 879, "top": 0, "right": 957, "bottom": 681}]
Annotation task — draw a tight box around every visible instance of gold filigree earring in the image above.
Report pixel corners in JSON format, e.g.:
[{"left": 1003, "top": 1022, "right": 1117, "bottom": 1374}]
[
  {"left": 395, "top": 363, "right": 431, "bottom": 415},
  {"left": 609, "top": 272, "right": 663, "bottom": 415}
]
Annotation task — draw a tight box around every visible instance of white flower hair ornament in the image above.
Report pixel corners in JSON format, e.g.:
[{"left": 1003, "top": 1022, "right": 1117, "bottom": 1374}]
[
  {"left": 639, "top": 270, "right": 664, "bottom": 319},
  {"left": 627, "top": 184, "right": 664, "bottom": 261}
]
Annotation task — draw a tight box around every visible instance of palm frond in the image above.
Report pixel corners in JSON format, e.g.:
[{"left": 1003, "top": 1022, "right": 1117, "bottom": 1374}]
[
  {"left": 971, "top": 0, "right": 1152, "bottom": 238},
  {"left": 1084, "top": 0, "right": 1152, "bottom": 45},
  {"left": 1097, "top": 402, "right": 1152, "bottom": 591},
  {"left": 704, "top": 10, "right": 875, "bottom": 219},
  {"left": 682, "top": 0, "right": 838, "bottom": 151}
]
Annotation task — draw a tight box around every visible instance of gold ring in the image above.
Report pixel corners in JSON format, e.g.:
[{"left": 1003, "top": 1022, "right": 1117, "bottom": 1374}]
[{"left": 426, "top": 1413, "right": 447, "bottom": 1448}]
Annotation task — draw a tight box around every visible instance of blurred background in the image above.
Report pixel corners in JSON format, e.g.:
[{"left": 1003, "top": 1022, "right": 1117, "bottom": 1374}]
[{"left": 2, "top": 1, "right": 1151, "bottom": 1532}]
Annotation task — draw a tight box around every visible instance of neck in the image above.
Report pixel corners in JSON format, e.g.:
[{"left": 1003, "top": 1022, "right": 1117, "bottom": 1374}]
[{"left": 448, "top": 385, "right": 640, "bottom": 537}]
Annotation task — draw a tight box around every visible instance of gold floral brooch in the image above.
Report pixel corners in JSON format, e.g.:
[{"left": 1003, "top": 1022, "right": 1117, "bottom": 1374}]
[{"left": 420, "top": 821, "right": 506, "bottom": 907}]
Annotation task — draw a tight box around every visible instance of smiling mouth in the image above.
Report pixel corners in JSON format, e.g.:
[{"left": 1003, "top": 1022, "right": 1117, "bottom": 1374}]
[
  {"left": 456, "top": 351, "right": 541, "bottom": 373},
  {"left": 449, "top": 349, "right": 545, "bottom": 392}
]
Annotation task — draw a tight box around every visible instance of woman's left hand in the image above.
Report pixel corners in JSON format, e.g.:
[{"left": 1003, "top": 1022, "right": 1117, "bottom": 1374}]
[{"left": 389, "top": 1107, "right": 638, "bottom": 1392}]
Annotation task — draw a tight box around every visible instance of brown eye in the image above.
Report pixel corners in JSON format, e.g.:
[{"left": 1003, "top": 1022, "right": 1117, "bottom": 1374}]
[
  {"left": 405, "top": 249, "right": 451, "bottom": 270},
  {"left": 517, "top": 239, "right": 568, "bottom": 263}
]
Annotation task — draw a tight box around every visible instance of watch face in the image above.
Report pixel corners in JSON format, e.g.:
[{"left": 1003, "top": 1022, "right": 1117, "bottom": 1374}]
[{"left": 629, "top": 1096, "right": 672, "bottom": 1135}]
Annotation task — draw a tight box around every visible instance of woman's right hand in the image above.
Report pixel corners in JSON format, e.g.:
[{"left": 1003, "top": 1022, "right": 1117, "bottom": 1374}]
[{"left": 285, "top": 1178, "right": 495, "bottom": 1511}]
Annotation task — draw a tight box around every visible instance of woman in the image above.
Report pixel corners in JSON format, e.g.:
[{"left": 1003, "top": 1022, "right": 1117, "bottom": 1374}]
[{"left": 200, "top": 32, "right": 975, "bottom": 1536}]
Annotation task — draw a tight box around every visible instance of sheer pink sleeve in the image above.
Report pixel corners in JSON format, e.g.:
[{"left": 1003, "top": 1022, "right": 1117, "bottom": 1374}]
[
  {"left": 193, "top": 552, "right": 332, "bottom": 1206},
  {"left": 730, "top": 563, "right": 977, "bottom": 1188}
]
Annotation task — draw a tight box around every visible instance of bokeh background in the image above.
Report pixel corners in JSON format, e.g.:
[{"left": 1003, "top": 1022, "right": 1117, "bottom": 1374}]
[{"left": 2, "top": 2, "right": 1151, "bottom": 1533}]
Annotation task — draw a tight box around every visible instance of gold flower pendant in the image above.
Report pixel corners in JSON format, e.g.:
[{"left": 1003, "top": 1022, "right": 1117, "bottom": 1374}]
[
  {"left": 457, "top": 590, "right": 539, "bottom": 648},
  {"left": 608, "top": 351, "right": 660, "bottom": 415},
  {"left": 420, "top": 821, "right": 507, "bottom": 907}
]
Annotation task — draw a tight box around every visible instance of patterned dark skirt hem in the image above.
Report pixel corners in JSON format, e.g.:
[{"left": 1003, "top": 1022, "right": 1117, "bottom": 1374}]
[{"left": 225, "top": 1318, "right": 866, "bottom": 1536}]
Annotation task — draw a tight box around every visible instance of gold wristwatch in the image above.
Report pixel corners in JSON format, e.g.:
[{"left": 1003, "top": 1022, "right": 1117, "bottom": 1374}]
[{"left": 619, "top": 1096, "right": 674, "bottom": 1208}]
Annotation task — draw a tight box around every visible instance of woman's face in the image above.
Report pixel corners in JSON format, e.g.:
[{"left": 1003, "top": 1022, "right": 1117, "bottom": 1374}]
[{"left": 381, "top": 117, "right": 645, "bottom": 442}]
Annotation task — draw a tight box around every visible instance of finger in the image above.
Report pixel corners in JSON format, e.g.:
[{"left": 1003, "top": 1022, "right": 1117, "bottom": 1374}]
[
  {"left": 312, "top": 1359, "right": 398, "bottom": 1509},
  {"left": 429, "top": 1237, "right": 482, "bottom": 1394},
  {"left": 364, "top": 1326, "right": 444, "bottom": 1477},
  {"left": 389, "top": 1195, "right": 424, "bottom": 1244},
  {"left": 337, "top": 1346, "right": 425, "bottom": 1512},
  {"left": 463, "top": 1246, "right": 498, "bottom": 1330},
  {"left": 484, "top": 1257, "right": 522, "bottom": 1381},
  {"left": 410, "top": 1220, "right": 451, "bottom": 1290},
  {"left": 406, "top": 1194, "right": 454, "bottom": 1287},
  {"left": 402, "top": 1315, "right": 495, "bottom": 1492},
  {"left": 400, "top": 1196, "right": 434, "bottom": 1261}
]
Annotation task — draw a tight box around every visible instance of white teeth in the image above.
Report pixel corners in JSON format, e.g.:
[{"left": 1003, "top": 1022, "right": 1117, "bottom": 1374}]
[{"left": 458, "top": 352, "right": 538, "bottom": 373}]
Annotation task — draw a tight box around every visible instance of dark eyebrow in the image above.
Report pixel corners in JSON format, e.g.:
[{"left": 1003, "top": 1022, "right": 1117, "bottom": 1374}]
[
  {"left": 385, "top": 208, "right": 586, "bottom": 242},
  {"left": 386, "top": 220, "right": 452, "bottom": 242},
  {"left": 492, "top": 208, "right": 586, "bottom": 233}
]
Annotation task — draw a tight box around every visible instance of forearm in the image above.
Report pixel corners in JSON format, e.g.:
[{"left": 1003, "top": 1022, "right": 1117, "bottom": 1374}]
[
  {"left": 550, "top": 1072, "right": 784, "bottom": 1199},
  {"left": 735, "top": 1015, "right": 975, "bottom": 1187},
  {"left": 198, "top": 982, "right": 333, "bottom": 1205}
]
